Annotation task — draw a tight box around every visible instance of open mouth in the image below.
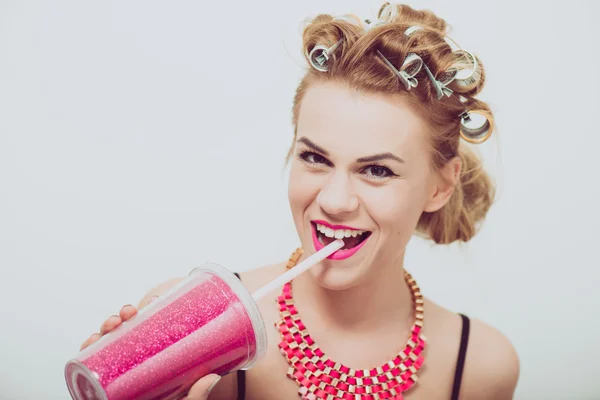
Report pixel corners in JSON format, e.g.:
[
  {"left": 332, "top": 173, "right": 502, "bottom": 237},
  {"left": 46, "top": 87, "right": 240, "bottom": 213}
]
[{"left": 311, "top": 221, "right": 372, "bottom": 260}]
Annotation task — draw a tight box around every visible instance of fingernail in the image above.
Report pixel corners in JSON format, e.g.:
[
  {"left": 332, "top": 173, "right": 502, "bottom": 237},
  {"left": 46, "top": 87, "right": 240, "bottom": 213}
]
[
  {"left": 208, "top": 376, "right": 222, "bottom": 392},
  {"left": 150, "top": 295, "right": 159, "bottom": 302}
]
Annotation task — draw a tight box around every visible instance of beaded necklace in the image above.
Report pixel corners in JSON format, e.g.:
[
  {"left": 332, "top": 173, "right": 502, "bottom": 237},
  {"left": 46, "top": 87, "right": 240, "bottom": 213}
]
[{"left": 276, "top": 248, "right": 426, "bottom": 400}]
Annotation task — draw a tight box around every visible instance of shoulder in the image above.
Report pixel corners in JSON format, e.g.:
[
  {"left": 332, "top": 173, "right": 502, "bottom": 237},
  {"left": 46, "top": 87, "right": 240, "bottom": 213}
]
[
  {"left": 236, "top": 261, "right": 288, "bottom": 292},
  {"left": 460, "top": 317, "right": 520, "bottom": 400},
  {"left": 422, "top": 301, "right": 519, "bottom": 399}
]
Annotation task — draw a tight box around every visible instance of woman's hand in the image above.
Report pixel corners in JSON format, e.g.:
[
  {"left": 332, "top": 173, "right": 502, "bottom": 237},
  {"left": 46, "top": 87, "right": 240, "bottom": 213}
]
[
  {"left": 79, "top": 296, "right": 222, "bottom": 400},
  {"left": 80, "top": 277, "right": 184, "bottom": 351},
  {"left": 183, "top": 374, "right": 222, "bottom": 400},
  {"left": 79, "top": 302, "right": 140, "bottom": 351}
]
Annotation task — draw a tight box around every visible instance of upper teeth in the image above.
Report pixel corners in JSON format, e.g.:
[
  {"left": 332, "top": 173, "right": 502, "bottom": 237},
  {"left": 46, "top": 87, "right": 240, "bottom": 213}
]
[{"left": 315, "top": 223, "right": 366, "bottom": 239}]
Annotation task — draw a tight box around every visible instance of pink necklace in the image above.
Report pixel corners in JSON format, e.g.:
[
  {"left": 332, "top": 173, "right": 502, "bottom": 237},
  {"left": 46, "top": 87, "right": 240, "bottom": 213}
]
[{"left": 276, "top": 248, "right": 426, "bottom": 400}]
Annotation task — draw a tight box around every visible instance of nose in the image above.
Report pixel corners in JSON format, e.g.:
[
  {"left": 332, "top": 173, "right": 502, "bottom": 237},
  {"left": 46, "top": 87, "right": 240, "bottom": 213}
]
[{"left": 316, "top": 172, "right": 359, "bottom": 216}]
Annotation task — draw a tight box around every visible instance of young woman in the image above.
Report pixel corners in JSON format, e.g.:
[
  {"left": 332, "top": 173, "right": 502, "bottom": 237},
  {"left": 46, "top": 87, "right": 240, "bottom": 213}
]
[{"left": 81, "top": 3, "right": 520, "bottom": 399}]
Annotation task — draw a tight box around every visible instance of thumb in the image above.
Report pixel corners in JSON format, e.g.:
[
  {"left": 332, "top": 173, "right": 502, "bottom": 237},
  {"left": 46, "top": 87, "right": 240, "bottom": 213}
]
[{"left": 184, "top": 374, "right": 221, "bottom": 400}]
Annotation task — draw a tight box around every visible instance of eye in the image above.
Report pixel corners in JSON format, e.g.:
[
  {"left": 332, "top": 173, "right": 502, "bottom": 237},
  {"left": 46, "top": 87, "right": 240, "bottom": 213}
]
[
  {"left": 362, "top": 164, "right": 396, "bottom": 179},
  {"left": 299, "top": 151, "right": 331, "bottom": 166}
]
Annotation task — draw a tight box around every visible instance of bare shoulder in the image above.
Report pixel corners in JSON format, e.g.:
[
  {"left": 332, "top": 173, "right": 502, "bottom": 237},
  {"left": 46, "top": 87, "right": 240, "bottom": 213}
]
[
  {"left": 235, "top": 261, "right": 288, "bottom": 292},
  {"left": 460, "top": 318, "right": 520, "bottom": 400},
  {"left": 420, "top": 299, "right": 519, "bottom": 400}
]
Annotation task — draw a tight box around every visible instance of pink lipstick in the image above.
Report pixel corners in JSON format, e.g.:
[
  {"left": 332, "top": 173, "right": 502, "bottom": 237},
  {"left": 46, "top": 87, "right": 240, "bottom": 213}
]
[{"left": 311, "top": 221, "right": 371, "bottom": 260}]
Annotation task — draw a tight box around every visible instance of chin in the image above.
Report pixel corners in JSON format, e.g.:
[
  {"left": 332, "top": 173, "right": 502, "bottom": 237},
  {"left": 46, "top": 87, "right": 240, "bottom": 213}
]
[{"left": 305, "top": 238, "right": 373, "bottom": 290}]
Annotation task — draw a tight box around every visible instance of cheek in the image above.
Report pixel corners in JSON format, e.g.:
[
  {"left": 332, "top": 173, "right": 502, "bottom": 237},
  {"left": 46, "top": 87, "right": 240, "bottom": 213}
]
[{"left": 363, "top": 181, "right": 429, "bottom": 228}]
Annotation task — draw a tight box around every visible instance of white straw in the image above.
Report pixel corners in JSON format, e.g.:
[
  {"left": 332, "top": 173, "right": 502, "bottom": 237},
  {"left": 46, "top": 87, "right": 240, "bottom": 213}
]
[{"left": 252, "top": 239, "right": 344, "bottom": 301}]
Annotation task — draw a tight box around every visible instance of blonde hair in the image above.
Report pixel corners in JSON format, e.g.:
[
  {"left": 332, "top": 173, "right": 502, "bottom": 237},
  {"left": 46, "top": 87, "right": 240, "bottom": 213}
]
[{"left": 287, "top": 3, "right": 495, "bottom": 244}]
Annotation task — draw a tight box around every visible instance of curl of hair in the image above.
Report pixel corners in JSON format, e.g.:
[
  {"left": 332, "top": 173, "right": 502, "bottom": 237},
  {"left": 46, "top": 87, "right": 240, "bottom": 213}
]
[{"left": 289, "top": 3, "right": 496, "bottom": 244}]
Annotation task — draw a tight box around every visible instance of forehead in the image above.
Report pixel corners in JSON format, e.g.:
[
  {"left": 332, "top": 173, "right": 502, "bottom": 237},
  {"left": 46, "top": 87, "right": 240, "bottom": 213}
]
[{"left": 296, "top": 81, "right": 428, "bottom": 160}]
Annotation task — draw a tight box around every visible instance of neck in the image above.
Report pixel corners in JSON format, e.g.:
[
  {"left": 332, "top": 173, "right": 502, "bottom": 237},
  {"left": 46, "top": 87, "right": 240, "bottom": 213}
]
[{"left": 292, "top": 249, "right": 414, "bottom": 332}]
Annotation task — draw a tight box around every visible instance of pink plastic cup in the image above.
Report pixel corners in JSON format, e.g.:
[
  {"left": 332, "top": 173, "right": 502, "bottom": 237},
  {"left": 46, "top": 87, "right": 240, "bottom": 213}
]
[{"left": 64, "top": 263, "right": 267, "bottom": 400}]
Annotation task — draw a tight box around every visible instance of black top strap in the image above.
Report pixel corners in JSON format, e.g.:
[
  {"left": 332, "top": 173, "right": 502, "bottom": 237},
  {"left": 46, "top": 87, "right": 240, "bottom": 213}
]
[
  {"left": 236, "top": 369, "right": 246, "bottom": 400},
  {"left": 233, "top": 273, "right": 246, "bottom": 400},
  {"left": 451, "top": 313, "right": 471, "bottom": 400}
]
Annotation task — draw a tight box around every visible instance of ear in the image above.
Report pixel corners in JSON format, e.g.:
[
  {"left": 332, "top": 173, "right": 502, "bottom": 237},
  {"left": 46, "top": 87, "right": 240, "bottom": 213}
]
[{"left": 423, "top": 156, "right": 462, "bottom": 213}]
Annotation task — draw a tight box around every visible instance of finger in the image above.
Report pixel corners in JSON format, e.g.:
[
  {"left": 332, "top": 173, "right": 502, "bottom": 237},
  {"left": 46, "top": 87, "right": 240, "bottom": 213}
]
[
  {"left": 185, "top": 374, "right": 221, "bottom": 400},
  {"left": 119, "top": 304, "right": 137, "bottom": 321},
  {"left": 99, "top": 315, "right": 122, "bottom": 335},
  {"left": 80, "top": 333, "right": 101, "bottom": 351}
]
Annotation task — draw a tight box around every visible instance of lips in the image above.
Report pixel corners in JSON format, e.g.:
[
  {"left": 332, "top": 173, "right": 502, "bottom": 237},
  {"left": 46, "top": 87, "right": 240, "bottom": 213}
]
[{"left": 311, "top": 221, "right": 371, "bottom": 260}]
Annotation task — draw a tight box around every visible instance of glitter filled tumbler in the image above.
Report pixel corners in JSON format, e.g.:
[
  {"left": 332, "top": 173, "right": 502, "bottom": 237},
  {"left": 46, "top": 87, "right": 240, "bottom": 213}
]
[{"left": 64, "top": 263, "right": 267, "bottom": 400}]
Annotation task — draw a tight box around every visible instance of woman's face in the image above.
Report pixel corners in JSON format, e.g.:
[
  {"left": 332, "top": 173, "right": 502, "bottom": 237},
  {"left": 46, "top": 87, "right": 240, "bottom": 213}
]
[{"left": 288, "top": 81, "right": 446, "bottom": 290}]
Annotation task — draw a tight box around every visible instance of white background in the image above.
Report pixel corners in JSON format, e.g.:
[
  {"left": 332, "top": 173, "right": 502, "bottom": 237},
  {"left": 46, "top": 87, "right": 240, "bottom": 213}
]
[{"left": 1, "top": 1, "right": 599, "bottom": 399}]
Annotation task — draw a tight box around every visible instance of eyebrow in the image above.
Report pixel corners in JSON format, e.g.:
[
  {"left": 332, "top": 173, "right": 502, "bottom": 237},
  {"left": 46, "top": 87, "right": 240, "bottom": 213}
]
[
  {"left": 356, "top": 152, "right": 405, "bottom": 164},
  {"left": 297, "top": 137, "right": 329, "bottom": 156},
  {"left": 296, "top": 137, "right": 405, "bottom": 164}
]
